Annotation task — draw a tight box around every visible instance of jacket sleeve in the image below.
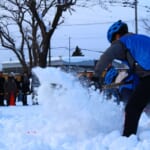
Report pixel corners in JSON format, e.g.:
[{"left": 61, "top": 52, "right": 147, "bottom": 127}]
[{"left": 94, "top": 40, "right": 127, "bottom": 78}]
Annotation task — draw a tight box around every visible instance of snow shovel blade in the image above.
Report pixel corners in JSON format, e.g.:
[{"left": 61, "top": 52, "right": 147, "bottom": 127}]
[{"left": 102, "top": 81, "right": 132, "bottom": 90}]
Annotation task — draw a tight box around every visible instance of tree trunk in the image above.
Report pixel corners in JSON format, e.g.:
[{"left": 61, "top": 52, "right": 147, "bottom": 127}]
[{"left": 39, "top": 36, "right": 50, "bottom": 67}]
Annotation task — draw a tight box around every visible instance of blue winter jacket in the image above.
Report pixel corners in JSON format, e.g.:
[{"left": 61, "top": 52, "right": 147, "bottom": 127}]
[
  {"left": 120, "top": 34, "right": 150, "bottom": 70},
  {"left": 95, "top": 33, "right": 150, "bottom": 79}
]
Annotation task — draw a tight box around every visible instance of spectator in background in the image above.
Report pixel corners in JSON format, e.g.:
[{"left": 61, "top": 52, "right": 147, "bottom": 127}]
[
  {"left": 0, "top": 71, "right": 5, "bottom": 106},
  {"left": 31, "top": 73, "right": 40, "bottom": 105},
  {"left": 4, "top": 72, "right": 18, "bottom": 106},
  {"left": 21, "top": 72, "right": 30, "bottom": 106},
  {"left": 16, "top": 74, "right": 23, "bottom": 103}
]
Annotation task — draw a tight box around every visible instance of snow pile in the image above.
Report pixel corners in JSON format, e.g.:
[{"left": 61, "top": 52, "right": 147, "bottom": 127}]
[
  {"left": 0, "top": 67, "right": 150, "bottom": 150},
  {"left": 33, "top": 67, "right": 124, "bottom": 145}
]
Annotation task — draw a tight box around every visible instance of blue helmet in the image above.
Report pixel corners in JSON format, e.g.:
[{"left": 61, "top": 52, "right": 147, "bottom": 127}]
[{"left": 107, "top": 20, "right": 128, "bottom": 43}]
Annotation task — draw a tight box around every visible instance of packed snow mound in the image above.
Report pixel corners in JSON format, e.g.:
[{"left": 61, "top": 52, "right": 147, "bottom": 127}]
[
  {"left": 1, "top": 67, "right": 150, "bottom": 150},
  {"left": 33, "top": 67, "right": 124, "bottom": 140}
]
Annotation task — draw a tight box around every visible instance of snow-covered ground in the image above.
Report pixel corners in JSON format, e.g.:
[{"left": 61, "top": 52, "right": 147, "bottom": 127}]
[{"left": 1, "top": 67, "right": 150, "bottom": 150}]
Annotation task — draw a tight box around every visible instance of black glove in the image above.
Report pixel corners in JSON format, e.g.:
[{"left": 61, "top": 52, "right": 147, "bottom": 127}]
[
  {"left": 90, "top": 76, "right": 99, "bottom": 82},
  {"left": 90, "top": 76, "right": 102, "bottom": 91}
]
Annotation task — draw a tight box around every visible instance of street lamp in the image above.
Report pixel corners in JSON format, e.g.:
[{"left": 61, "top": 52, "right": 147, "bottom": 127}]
[
  {"left": 134, "top": 0, "right": 138, "bottom": 34},
  {"left": 68, "top": 36, "right": 71, "bottom": 71},
  {"left": 123, "top": 0, "right": 138, "bottom": 33}
]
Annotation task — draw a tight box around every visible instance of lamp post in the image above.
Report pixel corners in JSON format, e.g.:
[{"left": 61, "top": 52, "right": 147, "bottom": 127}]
[
  {"left": 68, "top": 36, "right": 71, "bottom": 72},
  {"left": 123, "top": 0, "right": 138, "bottom": 33},
  {"left": 134, "top": 0, "right": 138, "bottom": 34}
]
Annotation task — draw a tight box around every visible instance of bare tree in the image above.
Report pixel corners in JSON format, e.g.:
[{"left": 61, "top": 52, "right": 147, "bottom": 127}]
[
  {"left": 142, "top": 5, "right": 150, "bottom": 34},
  {"left": 143, "top": 19, "right": 150, "bottom": 34},
  {"left": 25, "top": 0, "right": 78, "bottom": 67},
  {"left": 0, "top": 0, "right": 77, "bottom": 71},
  {"left": 0, "top": 0, "right": 30, "bottom": 72}
]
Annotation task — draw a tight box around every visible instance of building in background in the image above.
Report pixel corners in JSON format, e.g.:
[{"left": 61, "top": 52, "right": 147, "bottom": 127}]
[{"left": 1, "top": 56, "right": 97, "bottom": 76}]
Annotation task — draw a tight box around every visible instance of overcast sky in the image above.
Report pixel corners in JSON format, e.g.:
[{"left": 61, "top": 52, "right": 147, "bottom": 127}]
[
  {"left": 0, "top": 0, "right": 150, "bottom": 63},
  {"left": 51, "top": 0, "right": 150, "bottom": 59}
]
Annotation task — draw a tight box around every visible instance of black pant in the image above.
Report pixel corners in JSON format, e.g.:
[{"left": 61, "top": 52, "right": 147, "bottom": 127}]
[
  {"left": 120, "top": 88, "right": 133, "bottom": 104},
  {"left": 123, "top": 76, "right": 150, "bottom": 137},
  {"left": 0, "top": 95, "right": 4, "bottom": 106},
  {"left": 22, "top": 94, "right": 28, "bottom": 105}
]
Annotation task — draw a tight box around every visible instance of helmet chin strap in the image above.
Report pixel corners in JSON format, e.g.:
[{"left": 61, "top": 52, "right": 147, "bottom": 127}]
[
  {"left": 116, "top": 34, "right": 121, "bottom": 40},
  {"left": 112, "top": 34, "right": 121, "bottom": 43}
]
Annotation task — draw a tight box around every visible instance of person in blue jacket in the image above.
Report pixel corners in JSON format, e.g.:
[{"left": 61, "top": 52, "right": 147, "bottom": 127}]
[
  {"left": 103, "top": 63, "right": 139, "bottom": 104},
  {"left": 94, "top": 20, "right": 150, "bottom": 137}
]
